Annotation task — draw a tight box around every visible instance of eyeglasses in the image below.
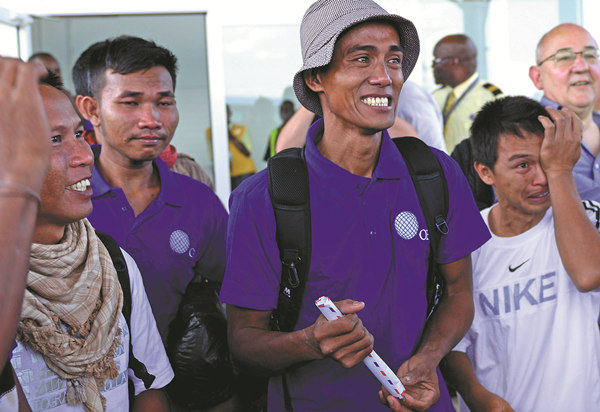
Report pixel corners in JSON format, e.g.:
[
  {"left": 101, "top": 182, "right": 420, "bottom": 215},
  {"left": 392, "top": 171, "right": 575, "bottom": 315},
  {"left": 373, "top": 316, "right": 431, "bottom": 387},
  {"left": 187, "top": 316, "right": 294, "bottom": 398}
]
[
  {"left": 537, "top": 47, "right": 600, "bottom": 67},
  {"left": 431, "top": 56, "right": 456, "bottom": 66}
]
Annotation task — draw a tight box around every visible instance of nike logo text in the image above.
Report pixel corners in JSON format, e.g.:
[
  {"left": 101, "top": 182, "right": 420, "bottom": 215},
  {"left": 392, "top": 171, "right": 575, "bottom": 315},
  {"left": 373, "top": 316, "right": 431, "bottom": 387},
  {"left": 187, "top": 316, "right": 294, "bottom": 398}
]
[
  {"left": 479, "top": 272, "right": 557, "bottom": 316},
  {"left": 508, "top": 259, "right": 530, "bottom": 272}
]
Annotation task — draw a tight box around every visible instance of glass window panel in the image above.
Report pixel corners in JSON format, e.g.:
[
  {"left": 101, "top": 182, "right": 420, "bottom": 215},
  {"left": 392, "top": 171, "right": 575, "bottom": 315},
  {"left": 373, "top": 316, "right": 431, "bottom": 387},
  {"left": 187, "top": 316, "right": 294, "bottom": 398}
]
[{"left": 0, "top": 21, "right": 19, "bottom": 57}]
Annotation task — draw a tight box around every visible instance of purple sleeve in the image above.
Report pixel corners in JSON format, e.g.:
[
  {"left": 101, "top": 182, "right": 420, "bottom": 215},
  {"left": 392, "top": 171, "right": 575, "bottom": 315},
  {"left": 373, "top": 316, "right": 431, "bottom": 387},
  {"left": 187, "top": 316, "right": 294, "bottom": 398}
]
[
  {"left": 219, "top": 173, "right": 281, "bottom": 310},
  {"left": 435, "top": 150, "right": 490, "bottom": 263},
  {"left": 193, "top": 190, "right": 229, "bottom": 282}
]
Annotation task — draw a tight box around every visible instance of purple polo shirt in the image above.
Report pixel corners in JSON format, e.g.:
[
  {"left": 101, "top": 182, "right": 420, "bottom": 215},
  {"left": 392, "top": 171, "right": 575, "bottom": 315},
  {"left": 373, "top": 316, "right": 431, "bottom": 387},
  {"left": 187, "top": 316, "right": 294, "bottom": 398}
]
[
  {"left": 89, "top": 145, "right": 228, "bottom": 343},
  {"left": 541, "top": 96, "right": 600, "bottom": 202},
  {"left": 220, "top": 120, "right": 490, "bottom": 411}
]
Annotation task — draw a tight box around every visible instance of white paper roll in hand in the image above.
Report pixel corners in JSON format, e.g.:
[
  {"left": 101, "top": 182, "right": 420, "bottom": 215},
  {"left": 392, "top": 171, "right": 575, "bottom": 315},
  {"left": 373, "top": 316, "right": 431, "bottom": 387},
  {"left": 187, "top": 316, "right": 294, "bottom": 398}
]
[{"left": 314, "top": 296, "right": 406, "bottom": 399}]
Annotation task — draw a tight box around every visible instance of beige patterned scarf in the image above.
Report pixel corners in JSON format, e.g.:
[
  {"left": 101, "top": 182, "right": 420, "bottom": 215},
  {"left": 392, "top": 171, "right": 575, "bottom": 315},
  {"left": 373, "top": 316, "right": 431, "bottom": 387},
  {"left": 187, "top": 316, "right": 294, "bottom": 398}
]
[{"left": 17, "top": 218, "right": 123, "bottom": 412}]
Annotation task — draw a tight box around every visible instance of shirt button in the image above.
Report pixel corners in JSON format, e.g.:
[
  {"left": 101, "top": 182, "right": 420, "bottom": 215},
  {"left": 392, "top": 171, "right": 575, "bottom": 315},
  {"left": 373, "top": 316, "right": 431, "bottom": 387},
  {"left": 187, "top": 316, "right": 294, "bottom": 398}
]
[
  {"left": 121, "top": 206, "right": 128, "bottom": 212},
  {"left": 595, "top": 163, "right": 599, "bottom": 169}
]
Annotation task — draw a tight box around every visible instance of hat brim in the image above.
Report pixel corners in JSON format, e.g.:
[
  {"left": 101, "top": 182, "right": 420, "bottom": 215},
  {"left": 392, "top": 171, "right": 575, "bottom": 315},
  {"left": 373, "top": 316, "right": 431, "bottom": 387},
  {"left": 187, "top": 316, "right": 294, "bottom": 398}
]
[{"left": 294, "top": 15, "right": 420, "bottom": 116}]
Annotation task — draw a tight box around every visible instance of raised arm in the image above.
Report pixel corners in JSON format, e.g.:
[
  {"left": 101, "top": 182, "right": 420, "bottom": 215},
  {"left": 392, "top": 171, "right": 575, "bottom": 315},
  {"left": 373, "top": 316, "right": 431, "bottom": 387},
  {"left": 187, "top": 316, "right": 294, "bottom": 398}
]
[
  {"left": 0, "top": 58, "right": 50, "bottom": 368},
  {"left": 388, "top": 117, "right": 418, "bottom": 139},
  {"left": 275, "top": 105, "right": 314, "bottom": 153},
  {"left": 226, "top": 299, "right": 373, "bottom": 375},
  {"left": 539, "top": 107, "right": 600, "bottom": 291}
]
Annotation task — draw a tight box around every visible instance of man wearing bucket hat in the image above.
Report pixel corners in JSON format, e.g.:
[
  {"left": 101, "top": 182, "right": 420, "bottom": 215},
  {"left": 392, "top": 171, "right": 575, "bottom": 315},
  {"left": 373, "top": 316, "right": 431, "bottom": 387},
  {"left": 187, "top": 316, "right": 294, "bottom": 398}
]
[{"left": 220, "top": 0, "right": 489, "bottom": 411}]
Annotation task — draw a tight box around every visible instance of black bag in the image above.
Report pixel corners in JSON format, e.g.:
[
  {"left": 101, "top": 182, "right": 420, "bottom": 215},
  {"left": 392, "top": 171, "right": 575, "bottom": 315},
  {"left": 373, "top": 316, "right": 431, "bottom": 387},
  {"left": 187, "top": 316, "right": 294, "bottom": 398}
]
[{"left": 165, "top": 277, "right": 235, "bottom": 410}]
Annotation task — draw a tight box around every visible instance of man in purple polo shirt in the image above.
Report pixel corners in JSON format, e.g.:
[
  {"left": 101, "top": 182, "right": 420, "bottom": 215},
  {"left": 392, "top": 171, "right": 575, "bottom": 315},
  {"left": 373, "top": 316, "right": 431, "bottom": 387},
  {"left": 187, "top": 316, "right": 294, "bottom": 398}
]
[
  {"left": 529, "top": 23, "right": 600, "bottom": 201},
  {"left": 220, "top": 0, "right": 490, "bottom": 411},
  {"left": 71, "top": 36, "right": 228, "bottom": 345}
]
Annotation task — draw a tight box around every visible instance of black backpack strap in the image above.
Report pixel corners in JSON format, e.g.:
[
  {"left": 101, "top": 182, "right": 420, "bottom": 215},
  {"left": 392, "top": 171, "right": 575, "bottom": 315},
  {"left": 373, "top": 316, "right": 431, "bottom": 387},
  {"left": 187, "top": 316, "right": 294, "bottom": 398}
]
[
  {"left": 267, "top": 147, "right": 312, "bottom": 334},
  {"left": 95, "top": 230, "right": 156, "bottom": 390},
  {"left": 450, "top": 139, "right": 494, "bottom": 210},
  {"left": 392, "top": 137, "right": 449, "bottom": 319},
  {"left": 267, "top": 148, "right": 311, "bottom": 412}
]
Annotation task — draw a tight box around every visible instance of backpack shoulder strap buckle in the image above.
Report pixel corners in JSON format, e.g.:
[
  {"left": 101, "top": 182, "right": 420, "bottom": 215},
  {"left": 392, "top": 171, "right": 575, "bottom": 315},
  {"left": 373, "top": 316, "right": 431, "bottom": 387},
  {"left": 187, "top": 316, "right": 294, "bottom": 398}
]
[
  {"left": 282, "top": 250, "right": 302, "bottom": 288},
  {"left": 435, "top": 215, "right": 449, "bottom": 235}
]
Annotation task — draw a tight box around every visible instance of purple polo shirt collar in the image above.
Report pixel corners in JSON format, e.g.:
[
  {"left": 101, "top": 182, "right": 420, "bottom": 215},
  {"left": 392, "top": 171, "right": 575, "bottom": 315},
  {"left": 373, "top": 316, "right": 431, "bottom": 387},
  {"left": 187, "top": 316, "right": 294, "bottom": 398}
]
[
  {"left": 305, "top": 118, "right": 407, "bottom": 192},
  {"left": 90, "top": 144, "right": 184, "bottom": 207}
]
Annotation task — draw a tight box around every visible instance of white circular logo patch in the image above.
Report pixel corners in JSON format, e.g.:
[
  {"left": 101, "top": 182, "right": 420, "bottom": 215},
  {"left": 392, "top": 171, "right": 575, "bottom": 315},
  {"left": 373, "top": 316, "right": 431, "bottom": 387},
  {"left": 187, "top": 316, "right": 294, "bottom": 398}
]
[
  {"left": 394, "top": 211, "right": 419, "bottom": 240},
  {"left": 169, "top": 230, "right": 190, "bottom": 254}
]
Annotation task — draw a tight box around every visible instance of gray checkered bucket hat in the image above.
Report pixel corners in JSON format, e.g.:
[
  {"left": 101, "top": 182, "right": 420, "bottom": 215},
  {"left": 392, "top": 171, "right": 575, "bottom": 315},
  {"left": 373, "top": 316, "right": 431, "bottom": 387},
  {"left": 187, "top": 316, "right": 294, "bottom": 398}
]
[{"left": 293, "top": 0, "right": 420, "bottom": 116}]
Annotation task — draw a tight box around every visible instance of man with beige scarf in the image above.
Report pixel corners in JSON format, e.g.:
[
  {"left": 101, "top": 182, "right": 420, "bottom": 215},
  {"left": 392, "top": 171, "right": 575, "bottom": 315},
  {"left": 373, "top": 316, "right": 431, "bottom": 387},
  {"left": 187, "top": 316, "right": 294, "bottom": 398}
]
[{"left": 0, "top": 73, "right": 173, "bottom": 411}]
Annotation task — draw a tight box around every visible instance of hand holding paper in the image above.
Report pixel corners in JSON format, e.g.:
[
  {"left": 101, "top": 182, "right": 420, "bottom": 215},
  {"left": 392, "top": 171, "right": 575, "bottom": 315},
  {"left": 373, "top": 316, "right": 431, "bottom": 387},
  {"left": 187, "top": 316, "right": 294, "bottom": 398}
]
[{"left": 315, "top": 296, "right": 406, "bottom": 399}]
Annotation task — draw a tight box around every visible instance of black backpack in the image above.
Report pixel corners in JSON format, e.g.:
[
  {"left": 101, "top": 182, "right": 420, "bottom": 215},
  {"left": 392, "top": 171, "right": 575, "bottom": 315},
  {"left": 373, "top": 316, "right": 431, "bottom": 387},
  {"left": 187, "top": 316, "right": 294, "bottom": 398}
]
[{"left": 95, "top": 231, "right": 156, "bottom": 390}]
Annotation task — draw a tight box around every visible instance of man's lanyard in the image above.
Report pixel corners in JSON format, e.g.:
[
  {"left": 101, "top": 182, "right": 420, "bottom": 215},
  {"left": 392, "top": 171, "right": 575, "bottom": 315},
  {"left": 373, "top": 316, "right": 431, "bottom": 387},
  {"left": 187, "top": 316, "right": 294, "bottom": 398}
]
[{"left": 443, "top": 75, "right": 479, "bottom": 125}]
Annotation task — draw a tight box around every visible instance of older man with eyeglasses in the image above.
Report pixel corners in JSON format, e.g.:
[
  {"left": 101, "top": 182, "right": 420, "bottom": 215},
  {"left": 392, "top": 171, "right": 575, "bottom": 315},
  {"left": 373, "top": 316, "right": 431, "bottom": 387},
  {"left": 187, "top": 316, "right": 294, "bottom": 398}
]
[{"left": 529, "top": 23, "right": 600, "bottom": 202}]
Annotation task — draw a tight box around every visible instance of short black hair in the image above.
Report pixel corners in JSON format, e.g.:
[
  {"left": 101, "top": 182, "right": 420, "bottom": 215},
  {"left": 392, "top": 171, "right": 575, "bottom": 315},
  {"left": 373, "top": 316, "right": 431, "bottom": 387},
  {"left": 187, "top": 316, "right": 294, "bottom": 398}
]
[
  {"left": 470, "top": 96, "right": 550, "bottom": 170},
  {"left": 39, "top": 71, "right": 64, "bottom": 90},
  {"left": 72, "top": 35, "right": 178, "bottom": 97}
]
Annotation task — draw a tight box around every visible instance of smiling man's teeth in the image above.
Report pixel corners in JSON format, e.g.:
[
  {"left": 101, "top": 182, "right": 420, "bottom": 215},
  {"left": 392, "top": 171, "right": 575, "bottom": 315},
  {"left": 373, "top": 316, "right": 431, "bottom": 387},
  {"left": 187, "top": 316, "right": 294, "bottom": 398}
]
[
  {"left": 573, "top": 81, "right": 589, "bottom": 85},
  {"left": 362, "top": 97, "right": 389, "bottom": 106},
  {"left": 67, "top": 179, "right": 91, "bottom": 192}
]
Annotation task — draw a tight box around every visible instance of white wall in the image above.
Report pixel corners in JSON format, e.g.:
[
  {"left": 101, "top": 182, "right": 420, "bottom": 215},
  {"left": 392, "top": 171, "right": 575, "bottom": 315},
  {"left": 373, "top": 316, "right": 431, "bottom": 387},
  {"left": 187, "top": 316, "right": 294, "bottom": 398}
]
[{"left": 486, "top": 0, "right": 559, "bottom": 99}]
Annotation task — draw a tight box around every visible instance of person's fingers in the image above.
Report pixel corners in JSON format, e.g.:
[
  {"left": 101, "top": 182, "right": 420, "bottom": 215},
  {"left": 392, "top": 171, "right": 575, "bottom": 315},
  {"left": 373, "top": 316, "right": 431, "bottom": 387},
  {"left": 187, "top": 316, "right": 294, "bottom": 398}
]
[
  {"left": 537, "top": 114, "right": 554, "bottom": 136},
  {"left": 385, "top": 395, "right": 407, "bottom": 411},
  {"left": 378, "top": 388, "right": 388, "bottom": 405},
  {"left": 563, "top": 108, "right": 582, "bottom": 142},
  {"left": 28, "top": 59, "right": 49, "bottom": 79},
  {"left": 330, "top": 335, "right": 373, "bottom": 367},
  {"left": 334, "top": 299, "right": 365, "bottom": 315},
  {"left": 0, "top": 58, "right": 20, "bottom": 95},
  {"left": 315, "top": 312, "right": 362, "bottom": 337},
  {"left": 399, "top": 390, "right": 436, "bottom": 412},
  {"left": 549, "top": 107, "right": 567, "bottom": 140},
  {"left": 14, "top": 61, "right": 40, "bottom": 99},
  {"left": 378, "top": 390, "right": 412, "bottom": 412},
  {"left": 318, "top": 317, "right": 372, "bottom": 356}
]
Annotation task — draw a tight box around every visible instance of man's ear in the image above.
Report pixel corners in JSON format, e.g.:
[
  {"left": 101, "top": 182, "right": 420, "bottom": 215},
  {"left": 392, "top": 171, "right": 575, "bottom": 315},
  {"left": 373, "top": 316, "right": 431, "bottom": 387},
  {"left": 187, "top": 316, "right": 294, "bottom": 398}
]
[
  {"left": 529, "top": 65, "right": 543, "bottom": 90},
  {"left": 474, "top": 161, "right": 495, "bottom": 186},
  {"left": 76, "top": 95, "right": 101, "bottom": 127},
  {"left": 304, "top": 69, "right": 324, "bottom": 93}
]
